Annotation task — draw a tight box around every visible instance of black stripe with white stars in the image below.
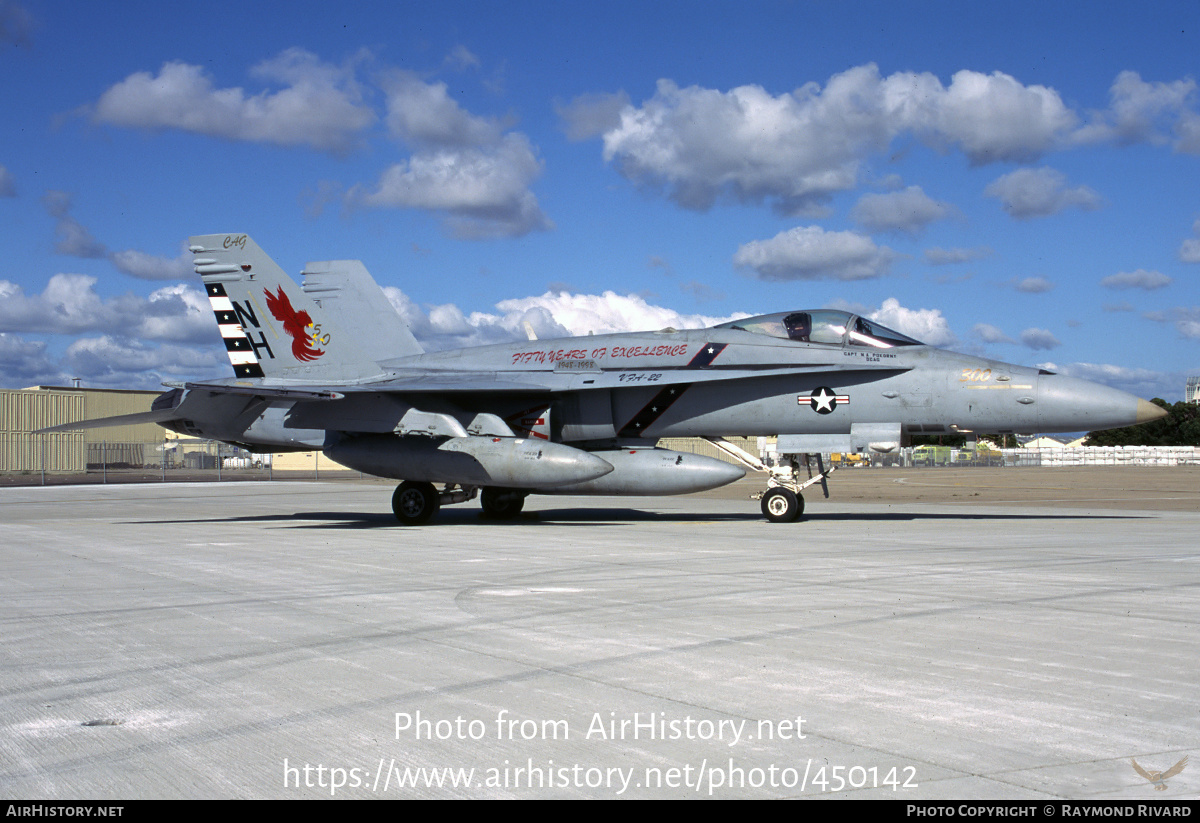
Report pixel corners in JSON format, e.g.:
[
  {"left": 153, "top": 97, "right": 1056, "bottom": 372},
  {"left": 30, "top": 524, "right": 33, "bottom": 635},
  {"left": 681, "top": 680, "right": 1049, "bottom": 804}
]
[
  {"left": 618, "top": 384, "right": 692, "bottom": 438},
  {"left": 687, "top": 342, "right": 726, "bottom": 368},
  {"left": 206, "top": 281, "right": 265, "bottom": 378}
]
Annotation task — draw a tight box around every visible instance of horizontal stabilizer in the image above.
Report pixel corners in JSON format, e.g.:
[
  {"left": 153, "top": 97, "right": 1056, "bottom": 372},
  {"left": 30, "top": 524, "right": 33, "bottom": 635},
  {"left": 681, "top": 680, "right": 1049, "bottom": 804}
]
[{"left": 34, "top": 408, "right": 185, "bottom": 434}]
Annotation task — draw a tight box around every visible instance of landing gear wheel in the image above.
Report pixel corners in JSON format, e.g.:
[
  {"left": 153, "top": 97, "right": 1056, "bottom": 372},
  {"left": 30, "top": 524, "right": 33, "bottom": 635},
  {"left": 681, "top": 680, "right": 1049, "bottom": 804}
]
[
  {"left": 392, "top": 481, "right": 440, "bottom": 525},
  {"left": 480, "top": 488, "right": 526, "bottom": 520},
  {"left": 761, "top": 488, "right": 803, "bottom": 523}
]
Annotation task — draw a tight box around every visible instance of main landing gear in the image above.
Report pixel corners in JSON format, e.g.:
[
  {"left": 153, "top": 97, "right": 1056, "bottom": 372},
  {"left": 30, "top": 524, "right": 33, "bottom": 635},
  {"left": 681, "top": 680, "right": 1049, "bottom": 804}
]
[
  {"left": 761, "top": 487, "right": 804, "bottom": 523},
  {"left": 391, "top": 482, "right": 528, "bottom": 524},
  {"left": 704, "top": 437, "right": 836, "bottom": 524},
  {"left": 392, "top": 481, "right": 441, "bottom": 526},
  {"left": 479, "top": 487, "right": 527, "bottom": 520}
]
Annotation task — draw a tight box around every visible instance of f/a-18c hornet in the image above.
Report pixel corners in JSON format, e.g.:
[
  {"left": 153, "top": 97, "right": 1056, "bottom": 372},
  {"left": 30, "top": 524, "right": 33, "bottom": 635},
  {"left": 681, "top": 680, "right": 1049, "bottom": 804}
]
[{"left": 45, "top": 233, "right": 1167, "bottom": 524}]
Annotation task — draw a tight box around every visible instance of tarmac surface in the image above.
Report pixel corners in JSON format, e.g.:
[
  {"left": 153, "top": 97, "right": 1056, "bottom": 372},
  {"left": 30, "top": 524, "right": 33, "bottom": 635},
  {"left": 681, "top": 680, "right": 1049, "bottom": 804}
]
[{"left": 1, "top": 468, "right": 1197, "bottom": 799}]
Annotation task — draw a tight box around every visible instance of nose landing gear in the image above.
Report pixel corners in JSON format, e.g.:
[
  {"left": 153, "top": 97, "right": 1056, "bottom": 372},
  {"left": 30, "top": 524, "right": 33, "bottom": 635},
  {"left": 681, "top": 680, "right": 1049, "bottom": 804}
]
[
  {"left": 704, "top": 438, "right": 835, "bottom": 523},
  {"left": 761, "top": 487, "right": 804, "bottom": 523}
]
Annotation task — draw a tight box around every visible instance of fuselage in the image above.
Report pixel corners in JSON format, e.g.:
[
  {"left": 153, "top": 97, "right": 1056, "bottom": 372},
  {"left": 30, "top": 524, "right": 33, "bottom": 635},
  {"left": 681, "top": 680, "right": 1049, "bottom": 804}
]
[
  {"left": 163, "top": 309, "right": 1161, "bottom": 453},
  {"left": 371, "top": 320, "right": 1157, "bottom": 442},
  {"left": 148, "top": 234, "right": 1169, "bottom": 519}
]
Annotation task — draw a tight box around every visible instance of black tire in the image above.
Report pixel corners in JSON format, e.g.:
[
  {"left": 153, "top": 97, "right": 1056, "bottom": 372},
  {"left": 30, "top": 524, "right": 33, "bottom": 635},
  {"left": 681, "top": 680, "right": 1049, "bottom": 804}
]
[
  {"left": 761, "top": 488, "right": 803, "bottom": 523},
  {"left": 392, "top": 481, "right": 440, "bottom": 525},
  {"left": 480, "top": 488, "right": 526, "bottom": 520}
]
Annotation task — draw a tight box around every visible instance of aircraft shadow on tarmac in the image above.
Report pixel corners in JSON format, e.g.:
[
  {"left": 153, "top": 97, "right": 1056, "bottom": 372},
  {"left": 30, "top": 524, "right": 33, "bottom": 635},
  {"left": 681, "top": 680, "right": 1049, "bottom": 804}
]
[
  {"left": 123, "top": 508, "right": 1147, "bottom": 529},
  {"left": 122, "top": 509, "right": 755, "bottom": 528}
]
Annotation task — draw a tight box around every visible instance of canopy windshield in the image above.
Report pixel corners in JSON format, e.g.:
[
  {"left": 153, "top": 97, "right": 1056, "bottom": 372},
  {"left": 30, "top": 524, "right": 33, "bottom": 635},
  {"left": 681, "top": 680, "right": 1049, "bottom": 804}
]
[{"left": 714, "top": 310, "right": 924, "bottom": 348}]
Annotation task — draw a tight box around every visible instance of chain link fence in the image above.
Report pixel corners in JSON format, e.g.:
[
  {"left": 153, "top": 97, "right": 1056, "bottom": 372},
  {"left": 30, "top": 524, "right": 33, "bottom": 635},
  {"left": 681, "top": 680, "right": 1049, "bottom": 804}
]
[
  {"left": 0, "top": 438, "right": 372, "bottom": 487},
  {"left": 668, "top": 438, "right": 1200, "bottom": 470}
]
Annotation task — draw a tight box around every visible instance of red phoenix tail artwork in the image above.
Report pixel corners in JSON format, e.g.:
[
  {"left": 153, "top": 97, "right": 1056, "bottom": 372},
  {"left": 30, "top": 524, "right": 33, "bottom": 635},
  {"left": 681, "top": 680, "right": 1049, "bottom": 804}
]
[{"left": 264, "top": 286, "right": 325, "bottom": 362}]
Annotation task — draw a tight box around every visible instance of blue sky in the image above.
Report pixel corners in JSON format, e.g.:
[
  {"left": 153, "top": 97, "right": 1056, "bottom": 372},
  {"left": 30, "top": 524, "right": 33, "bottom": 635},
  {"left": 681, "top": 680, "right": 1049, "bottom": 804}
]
[{"left": 1, "top": 0, "right": 1197, "bottom": 400}]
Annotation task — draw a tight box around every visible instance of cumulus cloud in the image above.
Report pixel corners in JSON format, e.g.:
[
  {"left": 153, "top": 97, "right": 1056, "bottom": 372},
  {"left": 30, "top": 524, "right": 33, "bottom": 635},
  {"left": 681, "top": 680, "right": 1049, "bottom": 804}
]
[
  {"left": 91, "top": 49, "right": 375, "bottom": 153},
  {"left": 383, "top": 286, "right": 745, "bottom": 351},
  {"left": 972, "top": 323, "right": 1015, "bottom": 344},
  {"left": 496, "top": 291, "right": 738, "bottom": 336},
  {"left": 42, "top": 191, "right": 107, "bottom": 259},
  {"left": 1020, "top": 328, "right": 1060, "bottom": 350},
  {"left": 590, "top": 65, "right": 1080, "bottom": 215},
  {"left": 924, "top": 246, "right": 993, "bottom": 266},
  {"left": 109, "top": 248, "right": 194, "bottom": 281},
  {"left": 387, "top": 290, "right": 566, "bottom": 351},
  {"left": 1039, "top": 360, "right": 1176, "bottom": 400},
  {"left": 0, "top": 275, "right": 214, "bottom": 343},
  {"left": 851, "top": 186, "right": 950, "bottom": 234},
  {"left": 679, "top": 280, "right": 726, "bottom": 303},
  {"left": 130, "top": 284, "right": 218, "bottom": 343},
  {"left": 381, "top": 70, "right": 505, "bottom": 149},
  {"left": 918, "top": 69, "right": 1079, "bottom": 163},
  {"left": 87, "top": 48, "right": 551, "bottom": 237},
  {"left": 600, "top": 75, "right": 871, "bottom": 214},
  {"left": 1179, "top": 219, "right": 1200, "bottom": 263},
  {"left": 0, "top": 330, "right": 227, "bottom": 390},
  {"left": 1176, "top": 110, "right": 1200, "bottom": 155},
  {"left": 1100, "top": 268, "right": 1172, "bottom": 290},
  {"left": 40, "top": 194, "right": 194, "bottom": 279},
  {"left": 733, "top": 226, "right": 895, "bottom": 282},
  {"left": 347, "top": 133, "right": 551, "bottom": 238},
  {"left": 867, "top": 298, "right": 956, "bottom": 347},
  {"left": 1012, "top": 276, "right": 1054, "bottom": 293},
  {"left": 0, "top": 164, "right": 15, "bottom": 197},
  {"left": 343, "top": 68, "right": 552, "bottom": 239},
  {"left": 443, "top": 45, "right": 481, "bottom": 73},
  {"left": 63, "top": 336, "right": 224, "bottom": 387},
  {"left": 1076, "top": 71, "right": 1199, "bottom": 149},
  {"left": 984, "top": 167, "right": 1103, "bottom": 219},
  {"left": 0, "top": 333, "right": 61, "bottom": 385},
  {"left": 0, "top": 1, "right": 33, "bottom": 47},
  {"left": 0, "top": 271, "right": 227, "bottom": 388},
  {"left": 1143, "top": 306, "right": 1200, "bottom": 339},
  {"left": 557, "top": 91, "right": 631, "bottom": 141},
  {"left": 52, "top": 217, "right": 107, "bottom": 259}
]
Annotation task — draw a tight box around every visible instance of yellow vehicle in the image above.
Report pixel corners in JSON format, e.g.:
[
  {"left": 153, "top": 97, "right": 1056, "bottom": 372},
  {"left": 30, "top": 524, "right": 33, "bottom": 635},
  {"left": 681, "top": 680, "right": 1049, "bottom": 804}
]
[
  {"left": 975, "top": 447, "right": 1003, "bottom": 466},
  {"left": 831, "top": 452, "right": 869, "bottom": 467},
  {"left": 911, "top": 445, "right": 951, "bottom": 466}
]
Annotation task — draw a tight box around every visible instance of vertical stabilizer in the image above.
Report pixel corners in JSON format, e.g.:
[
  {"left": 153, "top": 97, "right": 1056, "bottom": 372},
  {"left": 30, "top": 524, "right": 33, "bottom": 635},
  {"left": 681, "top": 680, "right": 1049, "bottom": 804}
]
[
  {"left": 301, "top": 260, "right": 423, "bottom": 361},
  {"left": 189, "top": 233, "right": 411, "bottom": 381}
]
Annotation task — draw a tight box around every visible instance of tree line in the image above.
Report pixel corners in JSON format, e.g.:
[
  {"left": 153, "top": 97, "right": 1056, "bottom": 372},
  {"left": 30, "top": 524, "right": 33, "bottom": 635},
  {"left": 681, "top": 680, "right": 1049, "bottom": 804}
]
[{"left": 1084, "top": 399, "right": 1200, "bottom": 447}]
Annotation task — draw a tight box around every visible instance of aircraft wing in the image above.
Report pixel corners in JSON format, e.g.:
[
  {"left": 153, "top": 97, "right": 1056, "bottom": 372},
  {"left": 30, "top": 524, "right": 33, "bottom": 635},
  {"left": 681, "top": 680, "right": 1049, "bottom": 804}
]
[
  {"left": 38, "top": 362, "right": 912, "bottom": 434},
  {"left": 166, "top": 382, "right": 347, "bottom": 400},
  {"left": 175, "top": 374, "right": 554, "bottom": 396}
]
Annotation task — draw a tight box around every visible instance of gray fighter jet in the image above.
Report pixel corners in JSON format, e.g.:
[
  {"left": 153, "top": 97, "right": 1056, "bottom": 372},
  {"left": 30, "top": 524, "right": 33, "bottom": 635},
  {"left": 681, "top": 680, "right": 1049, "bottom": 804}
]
[{"left": 47, "top": 233, "right": 1167, "bottom": 524}]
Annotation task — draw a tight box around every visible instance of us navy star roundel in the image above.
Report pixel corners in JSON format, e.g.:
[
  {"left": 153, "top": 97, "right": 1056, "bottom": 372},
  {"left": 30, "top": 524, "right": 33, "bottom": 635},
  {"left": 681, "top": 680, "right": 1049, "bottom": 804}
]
[{"left": 797, "top": 387, "right": 849, "bottom": 414}]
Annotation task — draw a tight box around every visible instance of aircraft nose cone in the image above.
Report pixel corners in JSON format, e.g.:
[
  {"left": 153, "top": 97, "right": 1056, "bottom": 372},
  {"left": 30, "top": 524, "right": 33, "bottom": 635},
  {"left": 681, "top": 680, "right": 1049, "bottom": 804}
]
[
  {"left": 1136, "top": 398, "right": 1169, "bottom": 424},
  {"left": 1037, "top": 373, "right": 1164, "bottom": 432}
]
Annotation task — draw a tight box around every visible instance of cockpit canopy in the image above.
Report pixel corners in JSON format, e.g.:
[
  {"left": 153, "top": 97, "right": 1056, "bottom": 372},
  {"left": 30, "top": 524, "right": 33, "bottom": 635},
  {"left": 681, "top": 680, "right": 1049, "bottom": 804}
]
[{"left": 713, "top": 310, "right": 924, "bottom": 349}]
